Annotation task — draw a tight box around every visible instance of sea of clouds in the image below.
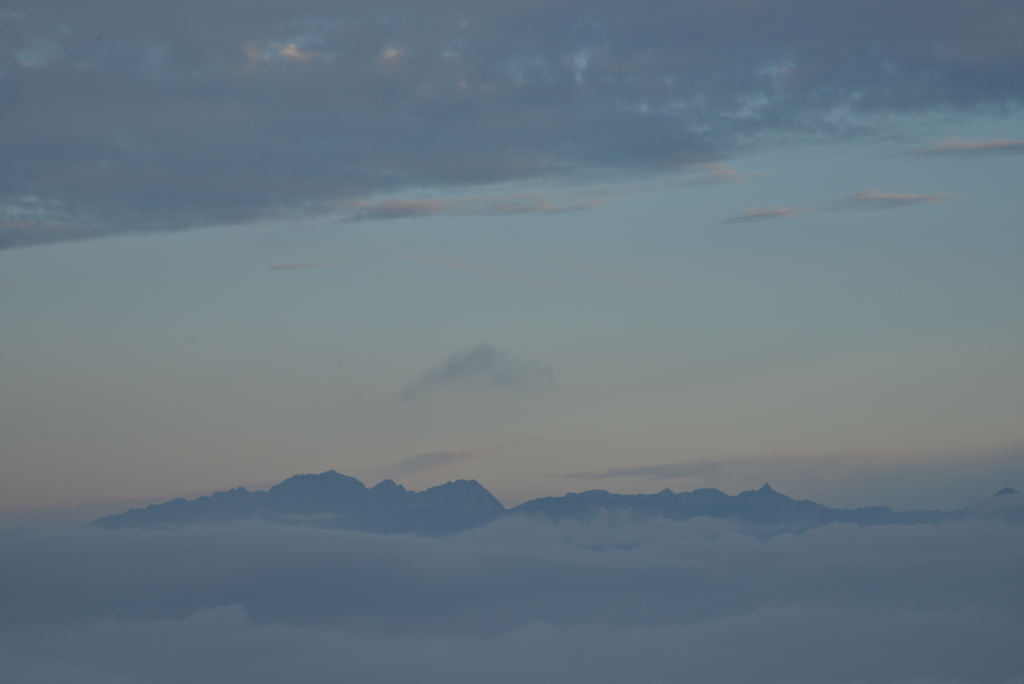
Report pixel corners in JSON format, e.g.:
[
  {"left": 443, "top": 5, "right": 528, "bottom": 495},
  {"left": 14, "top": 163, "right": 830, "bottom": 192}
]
[{"left": 2, "top": 514, "right": 1022, "bottom": 684}]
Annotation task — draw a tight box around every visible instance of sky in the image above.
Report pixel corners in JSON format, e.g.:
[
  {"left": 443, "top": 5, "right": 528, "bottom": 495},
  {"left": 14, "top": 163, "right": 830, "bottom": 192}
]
[
  {"left": 3, "top": 0, "right": 1024, "bottom": 514},
  {"left": 3, "top": 3, "right": 1024, "bottom": 682}
]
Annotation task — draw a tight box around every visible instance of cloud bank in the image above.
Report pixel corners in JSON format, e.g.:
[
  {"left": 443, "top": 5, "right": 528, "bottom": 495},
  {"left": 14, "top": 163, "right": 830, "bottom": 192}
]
[
  {"left": 3, "top": 0, "right": 1024, "bottom": 247},
  {"left": 1, "top": 516, "right": 1022, "bottom": 683}
]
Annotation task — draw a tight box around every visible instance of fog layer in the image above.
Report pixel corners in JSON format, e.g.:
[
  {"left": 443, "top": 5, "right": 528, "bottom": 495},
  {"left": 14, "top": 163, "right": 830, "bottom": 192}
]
[{"left": 2, "top": 516, "right": 1022, "bottom": 683}]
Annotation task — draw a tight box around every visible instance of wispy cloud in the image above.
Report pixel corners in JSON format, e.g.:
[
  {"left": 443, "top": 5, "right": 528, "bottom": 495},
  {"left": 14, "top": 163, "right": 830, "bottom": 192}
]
[
  {"left": 340, "top": 193, "right": 616, "bottom": 223},
  {"left": 673, "top": 163, "right": 746, "bottom": 186},
  {"left": 725, "top": 206, "right": 814, "bottom": 223},
  {"left": 909, "top": 137, "right": 1024, "bottom": 158},
  {"left": 402, "top": 344, "right": 553, "bottom": 401},
  {"left": 389, "top": 449, "right": 488, "bottom": 475},
  {"left": 485, "top": 196, "right": 614, "bottom": 215},
  {"left": 565, "top": 460, "right": 728, "bottom": 481},
  {"left": 561, "top": 448, "right": 1024, "bottom": 510},
  {"left": 727, "top": 189, "right": 958, "bottom": 223},
  {"left": 836, "top": 190, "right": 958, "bottom": 210},
  {"left": 355, "top": 166, "right": 742, "bottom": 227},
  {"left": 404, "top": 253, "right": 558, "bottom": 289},
  {"left": 341, "top": 200, "right": 447, "bottom": 222},
  {"left": 268, "top": 262, "right": 347, "bottom": 270},
  {"left": 563, "top": 262, "right": 682, "bottom": 293}
]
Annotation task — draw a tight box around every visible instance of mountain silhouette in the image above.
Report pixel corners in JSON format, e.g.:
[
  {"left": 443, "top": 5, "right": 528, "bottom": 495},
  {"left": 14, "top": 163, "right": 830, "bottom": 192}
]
[
  {"left": 509, "top": 481, "right": 947, "bottom": 530},
  {"left": 93, "top": 472, "right": 1021, "bottom": 536},
  {"left": 94, "top": 471, "right": 505, "bottom": 535}
]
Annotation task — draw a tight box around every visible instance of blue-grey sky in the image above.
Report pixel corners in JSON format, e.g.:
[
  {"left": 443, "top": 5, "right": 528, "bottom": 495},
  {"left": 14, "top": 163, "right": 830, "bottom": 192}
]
[{"left": 2, "top": 0, "right": 1024, "bottom": 512}]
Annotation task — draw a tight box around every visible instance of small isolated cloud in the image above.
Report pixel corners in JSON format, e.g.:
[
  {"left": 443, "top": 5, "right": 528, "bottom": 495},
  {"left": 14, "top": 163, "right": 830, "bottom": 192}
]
[
  {"left": 909, "top": 137, "right": 1024, "bottom": 158},
  {"left": 389, "top": 450, "right": 487, "bottom": 475},
  {"left": 725, "top": 206, "right": 814, "bottom": 223},
  {"left": 838, "top": 189, "right": 957, "bottom": 210},
  {"left": 268, "top": 262, "right": 346, "bottom": 270},
  {"left": 402, "top": 344, "right": 553, "bottom": 401}
]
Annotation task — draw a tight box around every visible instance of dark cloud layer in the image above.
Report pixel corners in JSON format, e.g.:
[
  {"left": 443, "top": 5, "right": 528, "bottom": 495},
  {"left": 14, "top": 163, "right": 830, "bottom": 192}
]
[
  {"left": 1, "top": 517, "right": 1022, "bottom": 683},
  {"left": 2, "top": 0, "right": 1024, "bottom": 248}
]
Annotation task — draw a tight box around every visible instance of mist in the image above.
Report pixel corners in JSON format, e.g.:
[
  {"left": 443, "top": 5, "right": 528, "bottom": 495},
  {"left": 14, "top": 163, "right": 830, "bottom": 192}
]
[{"left": 2, "top": 515, "right": 1022, "bottom": 683}]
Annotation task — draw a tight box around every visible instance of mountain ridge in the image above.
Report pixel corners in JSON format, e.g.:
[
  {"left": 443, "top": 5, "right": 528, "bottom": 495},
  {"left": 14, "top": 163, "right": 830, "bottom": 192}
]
[{"left": 93, "top": 470, "right": 1021, "bottom": 536}]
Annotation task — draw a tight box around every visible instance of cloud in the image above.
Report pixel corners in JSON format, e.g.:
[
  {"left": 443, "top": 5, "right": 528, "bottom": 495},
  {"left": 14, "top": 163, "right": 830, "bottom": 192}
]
[
  {"left": 0, "top": 518, "right": 1022, "bottom": 683},
  {"left": 562, "top": 262, "right": 682, "bottom": 292},
  {"left": 485, "top": 196, "right": 614, "bottom": 215},
  {"left": 389, "top": 450, "right": 487, "bottom": 475},
  {"left": 837, "top": 189, "right": 958, "bottom": 210},
  {"left": 342, "top": 200, "right": 448, "bottom": 222},
  {"left": 402, "top": 344, "right": 553, "bottom": 400},
  {"left": 403, "top": 253, "right": 559, "bottom": 289},
  {"left": 267, "top": 262, "right": 346, "bottom": 270},
  {"left": 725, "top": 206, "right": 814, "bottom": 223},
  {"left": 340, "top": 192, "right": 616, "bottom": 223},
  {"left": 727, "top": 189, "right": 957, "bottom": 223},
  {"left": 4, "top": 0, "right": 1024, "bottom": 248},
  {"left": 566, "top": 460, "right": 726, "bottom": 481},
  {"left": 561, "top": 449, "right": 1024, "bottom": 510},
  {"left": 910, "top": 137, "right": 1024, "bottom": 158},
  {"left": 673, "top": 163, "right": 746, "bottom": 186}
]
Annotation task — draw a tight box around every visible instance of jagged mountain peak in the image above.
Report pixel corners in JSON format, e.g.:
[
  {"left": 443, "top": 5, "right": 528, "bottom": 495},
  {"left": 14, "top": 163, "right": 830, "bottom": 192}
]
[
  {"left": 371, "top": 479, "right": 407, "bottom": 492},
  {"left": 93, "top": 471, "right": 506, "bottom": 534},
  {"left": 92, "top": 472, "right": 1022, "bottom": 537},
  {"left": 269, "top": 470, "right": 366, "bottom": 493}
]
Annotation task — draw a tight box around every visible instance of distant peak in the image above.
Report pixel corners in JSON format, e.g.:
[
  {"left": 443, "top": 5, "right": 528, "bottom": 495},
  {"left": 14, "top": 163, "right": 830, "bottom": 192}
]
[
  {"left": 996, "top": 487, "right": 1019, "bottom": 496},
  {"left": 432, "top": 479, "right": 485, "bottom": 490},
  {"left": 268, "top": 470, "right": 367, "bottom": 493},
  {"left": 371, "top": 479, "right": 405, "bottom": 492},
  {"left": 758, "top": 483, "right": 774, "bottom": 493}
]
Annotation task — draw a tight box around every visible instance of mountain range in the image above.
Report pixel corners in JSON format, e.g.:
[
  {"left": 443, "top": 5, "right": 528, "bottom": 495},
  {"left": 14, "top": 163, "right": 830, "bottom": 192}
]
[{"left": 93, "top": 472, "right": 1022, "bottom": 536}]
